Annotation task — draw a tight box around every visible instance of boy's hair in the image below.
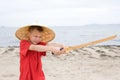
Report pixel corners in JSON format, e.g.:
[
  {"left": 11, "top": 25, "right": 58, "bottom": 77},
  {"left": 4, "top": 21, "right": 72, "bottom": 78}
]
[{"left": 28, "top": 25, "right": 44, "bottom": 32}]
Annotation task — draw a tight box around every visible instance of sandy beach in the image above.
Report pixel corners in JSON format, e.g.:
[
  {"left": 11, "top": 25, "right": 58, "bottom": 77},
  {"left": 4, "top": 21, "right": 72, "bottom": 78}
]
[{"left": 0, "top": 45, "right": 120, "bottom": 80}]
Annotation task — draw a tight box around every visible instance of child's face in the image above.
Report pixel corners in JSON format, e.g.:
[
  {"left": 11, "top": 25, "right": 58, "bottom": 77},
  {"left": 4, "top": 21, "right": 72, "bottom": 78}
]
[{"left": 28, "top": 29, "right": 42, "bottom": 44}]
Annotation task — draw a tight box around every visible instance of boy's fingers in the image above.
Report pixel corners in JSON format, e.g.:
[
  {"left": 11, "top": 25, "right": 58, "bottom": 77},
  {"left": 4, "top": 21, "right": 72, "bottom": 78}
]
[
  {"left": 60, "top": 48, "right": 64, "bottom": 51},
  {"left": 60, "top": 48, "right": 66, "bottom": 54}
]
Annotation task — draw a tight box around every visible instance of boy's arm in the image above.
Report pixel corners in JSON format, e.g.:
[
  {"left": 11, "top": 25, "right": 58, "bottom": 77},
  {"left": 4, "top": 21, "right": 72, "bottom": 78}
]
[
  {"left": 47, "top": 43, "right": 64, "bottom": 47},
  {"left": 29, "top": 44, "right": 54, "bottom": 52},
  {"left": 29, "top": 44, "right": 65, "bottom": 55}
]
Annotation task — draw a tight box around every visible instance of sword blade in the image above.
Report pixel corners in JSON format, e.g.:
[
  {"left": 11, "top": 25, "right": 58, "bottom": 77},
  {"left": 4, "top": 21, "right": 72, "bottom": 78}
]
[{"left": 66, "top": 35, "right": 117, "bottom": 51}]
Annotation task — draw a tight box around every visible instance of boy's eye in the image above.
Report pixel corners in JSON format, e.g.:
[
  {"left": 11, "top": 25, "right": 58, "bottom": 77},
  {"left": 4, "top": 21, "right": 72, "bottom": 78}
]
[
  {"left": 39, "top": 36, "right": 41, "bottom": 38},
  {"left": 34, "top": 36, "right": 41, "bottom": 38}
]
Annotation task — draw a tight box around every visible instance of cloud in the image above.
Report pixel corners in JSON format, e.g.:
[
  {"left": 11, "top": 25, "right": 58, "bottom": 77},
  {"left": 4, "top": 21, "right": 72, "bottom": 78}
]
[{"left": 1, "top": 0, "right": 120, "bottom": 13}]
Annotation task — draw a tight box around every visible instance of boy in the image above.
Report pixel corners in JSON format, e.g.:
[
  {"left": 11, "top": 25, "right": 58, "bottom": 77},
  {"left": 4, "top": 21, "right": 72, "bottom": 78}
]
[{"left": 15, "top": 25, "right": 66, "bottom": 80}]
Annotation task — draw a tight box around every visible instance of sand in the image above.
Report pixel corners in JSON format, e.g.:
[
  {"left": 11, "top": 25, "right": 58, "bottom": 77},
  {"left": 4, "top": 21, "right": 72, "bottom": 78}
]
[{"left": 0, "top": 45, "right": 120, "bottom": 80}]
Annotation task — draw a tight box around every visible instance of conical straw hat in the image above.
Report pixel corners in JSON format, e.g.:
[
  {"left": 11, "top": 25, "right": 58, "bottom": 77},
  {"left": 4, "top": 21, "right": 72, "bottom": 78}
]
[{"left": 15, "top": 25, "right": 55, "bottom": 42}]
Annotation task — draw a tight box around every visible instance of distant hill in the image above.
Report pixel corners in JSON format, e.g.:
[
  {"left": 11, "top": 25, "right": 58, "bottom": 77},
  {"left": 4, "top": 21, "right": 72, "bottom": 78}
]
[{"left": 80, "top": 24, "right": 120, "bottom": 27}]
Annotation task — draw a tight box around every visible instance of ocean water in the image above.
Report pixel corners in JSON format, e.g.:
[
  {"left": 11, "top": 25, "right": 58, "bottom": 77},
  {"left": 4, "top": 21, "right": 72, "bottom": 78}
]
[{"left": 0, "top": 24, "right": 120, "bottom": 47}]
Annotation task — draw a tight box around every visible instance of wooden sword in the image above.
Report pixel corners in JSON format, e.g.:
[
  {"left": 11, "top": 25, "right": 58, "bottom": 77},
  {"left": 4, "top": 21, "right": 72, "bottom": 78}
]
[{"left": 61, "top": 35, "right": 117, "bottom": 52}]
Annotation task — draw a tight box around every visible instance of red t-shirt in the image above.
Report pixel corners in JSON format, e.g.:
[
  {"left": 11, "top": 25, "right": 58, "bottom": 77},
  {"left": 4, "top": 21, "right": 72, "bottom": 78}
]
[{"left": 19, "top": 40, "right": 46, "bottom": 80}]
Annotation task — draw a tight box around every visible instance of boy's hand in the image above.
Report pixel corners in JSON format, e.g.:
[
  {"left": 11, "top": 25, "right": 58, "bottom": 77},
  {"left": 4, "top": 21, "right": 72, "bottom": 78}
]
[{"left": 52, "top": 47, "right": 66, "bottom": 55}]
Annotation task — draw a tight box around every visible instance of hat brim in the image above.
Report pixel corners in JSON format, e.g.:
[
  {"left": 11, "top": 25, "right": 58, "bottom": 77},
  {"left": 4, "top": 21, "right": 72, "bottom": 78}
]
[{"left": 15, "top": 25, "right": 55, "bottom": 42}]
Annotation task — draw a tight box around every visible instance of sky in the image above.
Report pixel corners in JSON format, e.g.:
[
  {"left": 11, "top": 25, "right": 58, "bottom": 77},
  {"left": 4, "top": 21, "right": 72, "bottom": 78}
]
[{"left": 0, "top": 0, "right": 120, "bottom": 27}]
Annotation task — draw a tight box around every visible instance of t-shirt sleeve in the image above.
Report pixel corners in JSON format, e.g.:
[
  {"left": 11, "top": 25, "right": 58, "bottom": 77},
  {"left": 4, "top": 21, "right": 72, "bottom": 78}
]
[
  {"left": 39, "top": 42, "right": 47, "bottom": 56},
  {"left": 20, "top": 40, "right": 31, "bottom": 56}
]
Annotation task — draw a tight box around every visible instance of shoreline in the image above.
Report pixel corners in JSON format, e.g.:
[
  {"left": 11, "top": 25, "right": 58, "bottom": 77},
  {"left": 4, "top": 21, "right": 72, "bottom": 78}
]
[{"left": 0, "top": 44, "right": 120, "bottom": 48}]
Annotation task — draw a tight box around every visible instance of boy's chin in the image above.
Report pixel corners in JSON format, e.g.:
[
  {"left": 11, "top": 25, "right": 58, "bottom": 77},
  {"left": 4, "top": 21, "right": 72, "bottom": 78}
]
[{"left": 32, "top": 42, "right": 39, "bottom": 45}]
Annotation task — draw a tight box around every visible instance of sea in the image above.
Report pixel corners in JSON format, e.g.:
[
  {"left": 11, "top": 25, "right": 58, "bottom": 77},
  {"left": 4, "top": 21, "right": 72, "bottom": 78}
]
[{"left": 0, "top": 24, "right": 120, "bottom": 47}]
